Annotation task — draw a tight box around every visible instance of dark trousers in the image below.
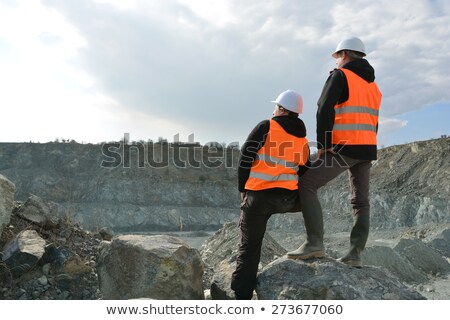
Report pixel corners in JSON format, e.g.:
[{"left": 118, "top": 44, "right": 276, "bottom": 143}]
[
  {"left": 299, "top": 153, "right": 372, "bottom": 221},
  {"left": 231, "top": 188, "right": 300, "bottom": 299}
]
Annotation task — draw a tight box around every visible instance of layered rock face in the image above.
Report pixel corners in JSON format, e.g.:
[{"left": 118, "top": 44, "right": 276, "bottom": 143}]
[
  {"left": 0, "top": 137, "right": 448, "bottom": 232},
  {"left": 0, "top": 142, "right": 239, "bottom": 231}
]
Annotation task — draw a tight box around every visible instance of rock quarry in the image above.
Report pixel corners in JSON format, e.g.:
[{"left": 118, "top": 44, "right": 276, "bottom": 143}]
[{"left": 0, "top": 137, "right": 449, "bottom": 299}]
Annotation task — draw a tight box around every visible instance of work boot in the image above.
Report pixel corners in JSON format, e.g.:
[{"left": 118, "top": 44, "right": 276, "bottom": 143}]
[
  {"left": 338, "top": 213, "right": 370, "bottom": 268},
  {"left": 287, "top": 208, "right": 325, "bottom": 260},
  {"left": 287, "top": 241, "right": 325, "bottom": 260}
]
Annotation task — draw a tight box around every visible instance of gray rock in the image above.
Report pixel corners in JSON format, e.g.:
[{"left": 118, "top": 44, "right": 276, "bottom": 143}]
[
  {"left": 37, "top": 275, "right": 48, "bottom": 286},
  {"left": 256, "top": 257, "right": 425, "bottom": 300},
  {"left": 2, "top": 230, "right": 46, "bottom": 278},
  {"left": 42, "top": 263, "right": 51, "bottom": 275},
  {"left": 210, "top": 260, "right": 236, "bottom": 300},
  {"left": 97, "top": 234, "right": 204, "bottom": 299},
  {"left": 40, "top": 243, "right": 71, "bottom": 272},
  {"left": 98, "top": 227, "right": 115, "bottom": 241},
  {"left": 393, "top": 238, "right": 450, "bottom": 275},
  {"left": 0, "top": 174, "right": 15, "bottom": 235},
  {"left": 426, "top": 228, "right": 450, "bottom": 258},
  {"left": 362, "top": 245, "right": 427, "bottom": 284},
  {"left": 16, "top": 194, "right": 60, "bottom": 228}
]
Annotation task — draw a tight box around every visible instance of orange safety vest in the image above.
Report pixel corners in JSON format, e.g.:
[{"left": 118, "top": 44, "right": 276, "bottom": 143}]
[
  {"left": 245, "top": 119, "right": 309, "bottom": 191},
  {"left": 332, "top": 68, "right": 382, "bottom": 146}
]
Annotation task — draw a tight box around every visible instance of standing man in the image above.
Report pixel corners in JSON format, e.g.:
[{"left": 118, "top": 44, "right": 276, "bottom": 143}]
[
  {"left": 231, "top": 89, "right": 309, "bottom": 299},
  {"left": 287, "top": 37, "right": 382, "bottom": 268}
]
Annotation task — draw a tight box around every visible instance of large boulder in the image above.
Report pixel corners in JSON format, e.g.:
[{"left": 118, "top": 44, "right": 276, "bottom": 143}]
[
  {"left": 256, "top": 257, "right": 425, "bottom": 300},
  {"left": 0, "top": 174, "right": 15, "bottom": 235},
  {"left": 2, "top": 230, "right": 46, "bottom": 278},
  {"left": 16, "top": 194, "right": 60, "bottom": 229},
  {"left": 97, "top": 234, "right": 204, "bottom": 300}
]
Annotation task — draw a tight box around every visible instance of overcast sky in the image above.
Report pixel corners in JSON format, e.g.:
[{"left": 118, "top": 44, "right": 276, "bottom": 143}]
[{"left": 1, "top": 0, "right": 449, "bottom": 147}]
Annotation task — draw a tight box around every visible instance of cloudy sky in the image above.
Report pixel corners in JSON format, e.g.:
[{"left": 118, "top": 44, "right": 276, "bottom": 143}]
[{"left": 0, "top": 0, "right": 449, "bottom": 147}]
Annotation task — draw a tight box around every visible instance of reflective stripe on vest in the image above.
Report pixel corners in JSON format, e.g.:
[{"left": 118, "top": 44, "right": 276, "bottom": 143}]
[
  {"left": 334, "top": 106, "right": 379, "bottom": 116},
  {"left": 332, "top": 68, "right": 382, "bottom": 146},
  {"left": 248, "top": 171, "right": 298, "bottom": 182},
  {"left": 333, "top": 124, "right": 377, "bottom": 132},
  {"left": 255, "top": 154, "right": 299, "bottom": 169},
  {"left": 245, "top": 119, "right": 309, "bottom": 191}
]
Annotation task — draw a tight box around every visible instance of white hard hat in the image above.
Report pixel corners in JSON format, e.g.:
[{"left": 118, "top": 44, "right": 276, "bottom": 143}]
[
  {"left": 332, "top": 36, "right": 366, "bottom": 58},
  {"left": 271, "top": 89, "right": 303, "bottom": 114}
]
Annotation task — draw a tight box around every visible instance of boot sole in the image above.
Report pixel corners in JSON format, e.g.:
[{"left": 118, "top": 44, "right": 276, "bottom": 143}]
[{"left": 287, "top": 251, "right": 325, "bottom": 260}]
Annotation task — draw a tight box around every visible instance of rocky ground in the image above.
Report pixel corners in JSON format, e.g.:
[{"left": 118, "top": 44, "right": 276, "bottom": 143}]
[
  {"left": 1, "top": 203, "right": 449, "bottom": 300},
  {"left": 269, "top": 225, "right": 450, "bottom": 300},
  {"left": 0, "top": 202, "right": 102, "bottom": 300}
]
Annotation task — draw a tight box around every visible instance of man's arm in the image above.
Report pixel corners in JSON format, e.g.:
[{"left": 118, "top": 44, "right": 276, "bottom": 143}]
[
  {"left": 238, "top": 120, "right": 270, "bottom": 192},
  {"left": 316, "top": 69, "right": 347, "bottom": 151}
]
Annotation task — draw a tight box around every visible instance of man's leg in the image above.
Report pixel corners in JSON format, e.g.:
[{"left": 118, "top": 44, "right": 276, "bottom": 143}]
[
  {"left": 231, "top": 189, "right": 298, "bottom": 299},
  {"left": 338, "top": 160, "right": 372, "bottom": 267},
  {"left": 288, "top": 153, "right": 352, "bottom": 259},
  {"left": 231, "top": 191, "right": 271, "bottom": 299}
]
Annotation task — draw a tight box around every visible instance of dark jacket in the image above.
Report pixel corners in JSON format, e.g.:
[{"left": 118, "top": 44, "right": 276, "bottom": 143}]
[
  {"left": 317, "top": 58, "right": 378, "bottom": 160},
  {"left": 238, "top": 115, "right": 309, "bottom": 192}
]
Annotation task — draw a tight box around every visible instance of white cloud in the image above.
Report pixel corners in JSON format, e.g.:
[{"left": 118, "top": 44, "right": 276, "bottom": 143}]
[
  {"left": 91, "top": 0, "right": 139, "bottom": 11},
  {"left": 378, "top": 117, "right": 408, "bottom": 134},
  {"left": 177, "top": 0, "right": 238, "bottom": 28},
  {"left": 1, "top": 0, "right": 449, "bottom": 146},
  {"left": 377, "top": 117, "right": 409, "bottom": 148}
]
